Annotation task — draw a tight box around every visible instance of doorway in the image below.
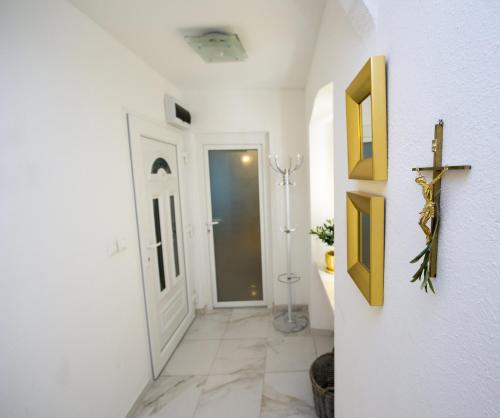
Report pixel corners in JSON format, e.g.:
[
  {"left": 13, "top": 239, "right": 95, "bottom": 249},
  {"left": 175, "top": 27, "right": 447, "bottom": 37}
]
[
  {"left": 203, "top": 139, "right": 269, "bottom": 308},
  {"left": 128, "top": 114, "right": 194, "bottom": 378}
]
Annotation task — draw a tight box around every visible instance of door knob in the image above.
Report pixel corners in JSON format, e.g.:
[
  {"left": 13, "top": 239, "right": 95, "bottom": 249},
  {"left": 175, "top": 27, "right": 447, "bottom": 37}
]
[{"left": 148, "top": 241, "right": 162, "bottom": 249}]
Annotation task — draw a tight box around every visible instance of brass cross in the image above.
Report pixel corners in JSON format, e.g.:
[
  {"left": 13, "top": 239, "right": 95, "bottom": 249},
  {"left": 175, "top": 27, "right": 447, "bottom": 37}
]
[{"left": 411, "top": 119, "right": 471, "bottom": 277}]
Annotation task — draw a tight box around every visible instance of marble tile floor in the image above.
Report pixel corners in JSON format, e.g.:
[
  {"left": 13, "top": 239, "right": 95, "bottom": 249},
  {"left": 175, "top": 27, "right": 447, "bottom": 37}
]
[{"left": 131, "top": 308, "right": 334, "bottom": 418}]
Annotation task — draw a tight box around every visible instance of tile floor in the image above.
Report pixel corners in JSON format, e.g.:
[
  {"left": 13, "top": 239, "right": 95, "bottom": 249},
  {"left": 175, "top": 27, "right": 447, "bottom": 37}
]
[{"left": 131, "top": 308, "right": 334, "bottom": 418}]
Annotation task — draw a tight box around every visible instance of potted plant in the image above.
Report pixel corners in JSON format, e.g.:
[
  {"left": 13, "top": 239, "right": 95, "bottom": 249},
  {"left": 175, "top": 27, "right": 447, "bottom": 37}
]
[{"left": 310, "top": 219, "right": 335, "bottom": 273}]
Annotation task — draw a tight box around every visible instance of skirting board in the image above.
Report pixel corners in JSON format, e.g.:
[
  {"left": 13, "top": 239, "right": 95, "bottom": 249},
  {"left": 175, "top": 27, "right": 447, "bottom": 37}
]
[{"left": 125, "top": 378, "right": 153, "bottom": 418}]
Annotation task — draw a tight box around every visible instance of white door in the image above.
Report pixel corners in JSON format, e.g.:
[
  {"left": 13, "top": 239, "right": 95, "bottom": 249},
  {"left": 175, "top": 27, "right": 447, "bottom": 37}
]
[
  {"left": 204, "top": 144, "right": 268, "bottom": 308},
  {"left": 128, "top": 115, "right": 193, "bottom": 378}
]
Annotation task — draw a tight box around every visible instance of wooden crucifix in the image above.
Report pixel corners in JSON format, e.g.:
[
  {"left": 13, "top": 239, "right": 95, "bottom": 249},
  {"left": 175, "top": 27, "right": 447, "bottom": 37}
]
[{"left": 410, "top": 120, "right": 471, "bottom": 291}]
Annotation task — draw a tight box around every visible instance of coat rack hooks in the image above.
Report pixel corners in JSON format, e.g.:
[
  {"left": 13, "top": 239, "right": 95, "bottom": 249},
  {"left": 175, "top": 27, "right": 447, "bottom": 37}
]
[{"left": 268, "top": 153, "right": 303, "bottom": 175}]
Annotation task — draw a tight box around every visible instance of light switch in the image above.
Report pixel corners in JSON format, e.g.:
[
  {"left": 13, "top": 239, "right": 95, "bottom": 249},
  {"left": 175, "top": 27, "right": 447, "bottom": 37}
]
[
  {"left": 117, "top": 237, "right": 127, "bottom": 252},
  {"left": 108, "top": 237, "right": 128, "bottom": 256}
]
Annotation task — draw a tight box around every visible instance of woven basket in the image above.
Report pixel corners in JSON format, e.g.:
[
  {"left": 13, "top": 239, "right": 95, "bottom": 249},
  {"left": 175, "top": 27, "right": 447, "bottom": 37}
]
[{"left": 309, "top": 350, "right": 334, "bottom": 418}]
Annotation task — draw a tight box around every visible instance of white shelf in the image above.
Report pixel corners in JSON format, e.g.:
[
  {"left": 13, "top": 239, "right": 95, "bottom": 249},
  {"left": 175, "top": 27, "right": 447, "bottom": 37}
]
[{"left": 317, "top": 266, "right": 334, "bottom": 312}]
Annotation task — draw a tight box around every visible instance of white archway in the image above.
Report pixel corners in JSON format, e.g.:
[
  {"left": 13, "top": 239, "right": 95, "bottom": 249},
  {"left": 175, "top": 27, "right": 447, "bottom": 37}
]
[
  {"left": 308, "top": 82, "right": 334, "bottom": 331},
  {"left": 309, "top": 82, "right": 334, "bottom": 265}
]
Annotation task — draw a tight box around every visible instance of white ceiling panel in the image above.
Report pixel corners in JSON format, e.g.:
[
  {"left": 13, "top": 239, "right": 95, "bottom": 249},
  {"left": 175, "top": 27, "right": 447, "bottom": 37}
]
[{"left": 69, "top": 0, "right": 326, "bottom": 89}]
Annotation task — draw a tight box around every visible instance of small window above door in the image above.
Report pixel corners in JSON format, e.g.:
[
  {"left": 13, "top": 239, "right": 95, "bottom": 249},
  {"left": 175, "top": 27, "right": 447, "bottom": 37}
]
[{"left": 151, "top": 157, "right": 171, "bottom": 175}]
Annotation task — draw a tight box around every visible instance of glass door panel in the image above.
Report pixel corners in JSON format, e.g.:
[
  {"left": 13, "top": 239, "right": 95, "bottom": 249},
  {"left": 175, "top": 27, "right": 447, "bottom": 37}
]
[
  {"left": 169, "top": 195, "right": 180, "bottom": 277},
  {"left": 208, "top": 149, "right": 263, "bottom": 302},
  {"left": 152, "top": 197, "right": 166, "bottom": 291}
]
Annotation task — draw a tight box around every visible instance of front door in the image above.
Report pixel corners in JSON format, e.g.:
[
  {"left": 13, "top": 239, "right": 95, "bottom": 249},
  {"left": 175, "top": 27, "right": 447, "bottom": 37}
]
[
  {"left": 204, "top": 146, "right": 266, "bottom": 307},
  {"left": 128, "top": 115, "right": 192, "bottom": 378}
]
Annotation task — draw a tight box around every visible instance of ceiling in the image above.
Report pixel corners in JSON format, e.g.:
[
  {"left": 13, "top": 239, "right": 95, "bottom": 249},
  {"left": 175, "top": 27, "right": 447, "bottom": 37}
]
[{"left": 69, "top": 0, "right": 326, "bottom": 90}]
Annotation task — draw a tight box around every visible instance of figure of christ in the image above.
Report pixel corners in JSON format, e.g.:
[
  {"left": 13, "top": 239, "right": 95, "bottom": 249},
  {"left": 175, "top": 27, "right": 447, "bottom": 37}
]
[{"left": 414, "top": 166, "right": 449, "bottom": 243}]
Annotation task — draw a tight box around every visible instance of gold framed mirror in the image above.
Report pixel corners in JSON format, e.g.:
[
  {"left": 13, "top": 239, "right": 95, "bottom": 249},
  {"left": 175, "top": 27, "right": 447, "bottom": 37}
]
[
  {"left": 345, "top": 56, "right": 387, "bottom": 180},
  {"left": 346, "top": 192, "right": 385, "bottom": 306}
]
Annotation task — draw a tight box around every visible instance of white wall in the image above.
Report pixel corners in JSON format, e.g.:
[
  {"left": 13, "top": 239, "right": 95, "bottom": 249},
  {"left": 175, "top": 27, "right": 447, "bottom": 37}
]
[
  {"left": 309, "top": 118, "right": 334, "bottom": 264},
  {"left": 306, "top": 0, "right": 500, "bottom": 417},
  {"left": 0, "top": 1, "right": 184, "bottom": 417},
  {"left": 183, "top": 90, "right": 310, "bottom": 308}
]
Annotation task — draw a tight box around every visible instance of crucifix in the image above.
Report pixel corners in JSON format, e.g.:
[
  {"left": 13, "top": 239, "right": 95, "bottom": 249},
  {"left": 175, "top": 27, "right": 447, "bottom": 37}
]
[{"left": 410, "top": 120, "right": 471, "bottom": 291}]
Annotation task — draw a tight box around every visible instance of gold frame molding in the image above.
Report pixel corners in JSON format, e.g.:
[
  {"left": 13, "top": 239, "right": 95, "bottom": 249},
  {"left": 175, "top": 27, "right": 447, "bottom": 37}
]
[
  {"left": 347, "top": 192, "right": 385, "bottom": 306},
  {"left": 346, "top": 56, "right": 387, "bottom": 180}
]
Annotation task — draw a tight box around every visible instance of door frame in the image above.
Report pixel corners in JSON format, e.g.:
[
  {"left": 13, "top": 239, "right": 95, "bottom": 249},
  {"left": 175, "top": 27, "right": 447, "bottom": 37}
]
[
  {"left": 200, "top": 133, "right": 272, "bottom": 308},
  {"left": 127, "top": 113, "right": 194, "bottom": 378}
]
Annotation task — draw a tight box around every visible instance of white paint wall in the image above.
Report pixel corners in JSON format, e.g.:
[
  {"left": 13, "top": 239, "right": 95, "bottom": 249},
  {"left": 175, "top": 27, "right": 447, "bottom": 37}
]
[
  {"left": 306, "top": 0, "right": 500, "bottom": 417},
  {"left": 0, "top": 1, "right": 184, "bottom": 417},
  {"left": 309, "top": 118, "right": 334, "bottom": 263},
  {"left": 3, "top": 0, "right": 499, "bottom": 416},
  {"left": 183, "top": 90, "right": 310, "bottom": 308}
]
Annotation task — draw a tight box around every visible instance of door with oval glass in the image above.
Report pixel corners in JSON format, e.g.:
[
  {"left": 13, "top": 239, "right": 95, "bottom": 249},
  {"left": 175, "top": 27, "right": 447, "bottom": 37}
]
[
  {"left": 205, "top": 146, "right": 266, "bottom": 307},
  {"left": 128, "top": 115, "right": 192, "bottom": 378}
]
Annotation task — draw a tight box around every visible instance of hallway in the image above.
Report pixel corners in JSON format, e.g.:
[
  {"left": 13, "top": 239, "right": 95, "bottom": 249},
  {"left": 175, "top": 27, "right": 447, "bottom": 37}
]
[
  {"left": 130, "top": 308, "right": 333, "bottom": 418},
  {"left": 3, "top": 0, "right": 500, "bottom": 417}
]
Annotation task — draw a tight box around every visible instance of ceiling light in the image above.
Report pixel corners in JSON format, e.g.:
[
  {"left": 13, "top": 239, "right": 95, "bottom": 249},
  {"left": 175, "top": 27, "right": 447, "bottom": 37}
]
[{"left": 185, "top": 32, "right": 247, "bottom": 63}]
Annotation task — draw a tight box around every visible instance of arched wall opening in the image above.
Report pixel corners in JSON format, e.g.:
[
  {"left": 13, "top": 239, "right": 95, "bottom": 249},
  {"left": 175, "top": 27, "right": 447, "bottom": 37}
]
[
  {"left": 309, "top": 83, "right": 334, "bottom": 264},
  {"left": 308, "top": 82, "right": 335, "bottom": 331}
]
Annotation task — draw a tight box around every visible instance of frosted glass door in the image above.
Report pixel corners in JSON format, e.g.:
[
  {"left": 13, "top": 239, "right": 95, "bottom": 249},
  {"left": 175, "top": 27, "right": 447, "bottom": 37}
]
[{"left": 208, "top": 149, "right": 263, "bottom": 302}]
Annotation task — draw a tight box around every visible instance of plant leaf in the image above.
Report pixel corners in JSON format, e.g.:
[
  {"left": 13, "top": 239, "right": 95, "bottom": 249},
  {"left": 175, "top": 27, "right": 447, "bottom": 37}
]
[
  {"left": 410, "top": 243, "right": 431, "bottom": 263},
  {"left": 428, "top": 276, "right": 435, "bottom": 294},
  {"left": 411, "top": 262, "right": 425, "bottom": 281},
  {"left": 425, "top": 267, "right": 434, "bottom": 293},
  {"left": 420, "top": 264, "right": 428, "bottom": 290}
]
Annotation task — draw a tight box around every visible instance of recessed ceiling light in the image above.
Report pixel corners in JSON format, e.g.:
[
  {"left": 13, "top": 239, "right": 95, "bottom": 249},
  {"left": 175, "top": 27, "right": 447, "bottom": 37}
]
[{"left": 185, "top": 32, "right": 247, "bottom": 63}]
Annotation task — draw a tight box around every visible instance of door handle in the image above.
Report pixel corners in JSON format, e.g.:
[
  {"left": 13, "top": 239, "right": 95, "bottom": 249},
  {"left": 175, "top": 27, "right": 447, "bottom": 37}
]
[
  {"left": 148, "top": 241, "right": 162, "bottom": 249},
  {"left": 207, "top": 218, "right": 222, "bottom": 232}
]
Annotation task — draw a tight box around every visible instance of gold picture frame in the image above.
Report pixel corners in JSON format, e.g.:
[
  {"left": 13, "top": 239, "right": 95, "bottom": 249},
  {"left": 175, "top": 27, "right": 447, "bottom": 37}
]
[
  {"left": 345, "top": 56, "right": 387, "bottom": 180},
  {"left": 346, "top": 192, "right": 385, "bottom": 306}
]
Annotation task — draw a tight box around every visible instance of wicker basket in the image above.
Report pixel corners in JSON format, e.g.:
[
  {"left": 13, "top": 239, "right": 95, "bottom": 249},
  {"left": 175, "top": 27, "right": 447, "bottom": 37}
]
[{"left": 310, "top": 350, "right": 334, "bottom": 418}]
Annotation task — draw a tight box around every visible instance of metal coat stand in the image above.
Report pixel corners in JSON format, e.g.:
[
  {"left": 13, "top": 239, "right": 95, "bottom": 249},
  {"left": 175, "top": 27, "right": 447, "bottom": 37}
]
[{"left": 269, "top": 154, "right": 308, "bottom": 333}]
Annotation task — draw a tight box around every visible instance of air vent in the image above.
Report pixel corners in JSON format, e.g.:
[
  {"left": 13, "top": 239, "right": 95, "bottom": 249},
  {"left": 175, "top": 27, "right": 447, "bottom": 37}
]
[
  {"left": 165, "top": 96, "right": 191, "bottom": 129},
  {"left": 185, "top": 32, "right": 247, "bottom": 63}
]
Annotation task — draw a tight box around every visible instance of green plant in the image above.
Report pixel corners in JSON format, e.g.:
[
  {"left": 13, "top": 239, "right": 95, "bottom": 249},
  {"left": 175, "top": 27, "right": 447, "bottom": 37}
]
[
  {"left": 410, "top": 218, "right": 439, "bottom": 293},
  {"left": 310, "top": 219, "right": 335, "bottom": 246}
]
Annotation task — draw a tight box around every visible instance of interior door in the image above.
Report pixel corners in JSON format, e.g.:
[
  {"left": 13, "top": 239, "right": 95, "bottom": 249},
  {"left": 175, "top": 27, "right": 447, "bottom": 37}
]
[
  {"left": 205, "top": 147, "right": 266, "bottom": 307},
  {"left": 128, "top": 115, "right": 192, "bottom": 378}
]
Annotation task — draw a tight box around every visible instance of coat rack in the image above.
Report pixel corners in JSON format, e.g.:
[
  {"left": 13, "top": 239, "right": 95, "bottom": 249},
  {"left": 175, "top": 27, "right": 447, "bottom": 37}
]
[
  {"left": 410, "top": 119, "right": 471, "bottom": 291},
  {"left": 269, "top": 154, "right": 308, "bottom": 333}
]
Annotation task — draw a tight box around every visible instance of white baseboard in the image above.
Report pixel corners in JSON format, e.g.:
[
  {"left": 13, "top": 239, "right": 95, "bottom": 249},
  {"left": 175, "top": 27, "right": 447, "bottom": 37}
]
[{"left": 125, "top": 378, "right": 153, "bottom": 418}]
